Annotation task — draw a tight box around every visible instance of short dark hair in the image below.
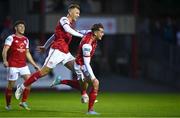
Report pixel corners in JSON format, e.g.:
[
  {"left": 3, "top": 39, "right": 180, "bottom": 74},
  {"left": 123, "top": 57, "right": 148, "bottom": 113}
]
[
  {"left": 13, "top": 20, "right": 25, "bottom": 29},
  {"left": 91, "top": 23, "right": 104, "bottom": 33},
  {"left": 68, "top": 3, "right": 80, "bottom": 10}
]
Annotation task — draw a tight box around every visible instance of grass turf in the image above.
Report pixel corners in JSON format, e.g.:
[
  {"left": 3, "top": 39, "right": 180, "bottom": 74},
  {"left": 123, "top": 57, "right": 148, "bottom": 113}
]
[{"left": 0, "top": 91, "right": 180, "bottom": 117}]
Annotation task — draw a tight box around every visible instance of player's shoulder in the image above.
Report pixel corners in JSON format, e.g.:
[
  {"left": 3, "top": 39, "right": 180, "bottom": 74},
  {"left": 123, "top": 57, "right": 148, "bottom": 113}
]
[
  {"left": 7, "top": 34, "right": 13, "bottom": 38},
  {"left": 23, "top": 35, "right": 28, "bottom": 39},
  {"left": 60, "top": 16, "right": 69, "bottom": 22},
  {"left": 83, "top": 32, "right": 93, "bottom": 41},
  {"left": 6, "top": 34, "right": 14, "bottom": 41},
  {"left": 23, "top": 36, "right": 29, "bottom": 42},
  {"left": 84, "top": 32, "right": 92, "bottom": 38}
]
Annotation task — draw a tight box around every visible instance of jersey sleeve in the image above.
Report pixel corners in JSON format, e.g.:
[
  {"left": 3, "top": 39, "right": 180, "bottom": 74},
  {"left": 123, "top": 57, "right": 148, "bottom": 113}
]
[
  {"left": 78, "top": 30, "right": 91, "bottom": 35},
  {"left": 59, "top": 17, "right": 83, "bottom": 38},
  {"left": 59, "top": 17, "right": 70, "bottom": 26},
  {"left": 82, "top": 44, "right": 92, "bottom": 57},
  {"left": 26, "top": 38, "right": 29, "bottom": 49},
  {"left": 82, "top": 44, "right": 96, "bottom": 79},
  {"left": 5, "top": 35, "right": 13, "bottom": 46}
]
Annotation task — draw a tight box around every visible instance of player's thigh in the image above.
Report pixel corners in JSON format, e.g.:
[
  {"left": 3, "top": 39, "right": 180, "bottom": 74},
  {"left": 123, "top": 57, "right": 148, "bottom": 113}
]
[
  {"left": 64, "top": 60, "right": 75, "bottom": 72},
  {"left": 7, "top": 67, "right": 19, "bottom": 81},
  {"left": 21, "top": 74, "right": 30, "bottom": 81},
  {"left": 39, "top": 66, "right": 52, "bottom": 76},
  {"left": 18, "top": 66, "right": 31, "bottom": 76},
  {"left": 81, "top": 65, "right": 98, "bottom": 85},
  {"left": 85, "top": 77, "right": 99, "bottom": 89},
  {"left": 7, "top": 80, "right": 16, "bottom": 88},
  {"left": 62, "top": 52, "right": 75, "bottom": 68},
  {"left": 43, "top": 48, "right": 66, "bottom": 68}
]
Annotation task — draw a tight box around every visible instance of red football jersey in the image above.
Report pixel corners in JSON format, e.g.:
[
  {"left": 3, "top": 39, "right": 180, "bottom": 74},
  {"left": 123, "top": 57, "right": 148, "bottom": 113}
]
[
  {"left": 5, "top": 34, "right": 29, "bottom": 67},
  {"left": 75, "top": 32, "right": 97, "bottom": 65},
  {"left": 51, "top": 17, "right": 74, "bottom": 53}
]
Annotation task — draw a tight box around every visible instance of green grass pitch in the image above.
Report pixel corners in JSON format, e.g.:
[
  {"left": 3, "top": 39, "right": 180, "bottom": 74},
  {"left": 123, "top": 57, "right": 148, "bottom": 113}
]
[{"left": 0, "top": 91, "right": 180, "bottom": 117}]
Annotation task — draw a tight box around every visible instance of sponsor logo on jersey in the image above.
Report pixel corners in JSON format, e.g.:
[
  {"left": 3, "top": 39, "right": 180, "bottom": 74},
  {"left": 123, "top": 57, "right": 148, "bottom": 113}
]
[{"left": 17, "top": 43, "right": 26, "bottom": 53}]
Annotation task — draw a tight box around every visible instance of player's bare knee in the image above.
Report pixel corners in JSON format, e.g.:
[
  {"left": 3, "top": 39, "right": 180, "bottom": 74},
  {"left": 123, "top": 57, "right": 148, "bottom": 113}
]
[
  {"left": 23, "top": 75, "right": 30, "bottom": 80},
  {"left": 7, "top": 81, "right": 15, "bottom": 88},
  {"left": 40, "top": 67, "right": 51, "bottom": 76},
  {"left": 65, "top": 60, "right": 74, "bottom": 71},
  {"left": 92, "top": 79, "right": 99, "bottom": 88}
]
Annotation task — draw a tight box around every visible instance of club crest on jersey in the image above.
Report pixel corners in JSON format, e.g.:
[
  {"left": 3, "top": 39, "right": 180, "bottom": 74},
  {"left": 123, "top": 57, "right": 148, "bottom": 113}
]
[{"left": 84, "top": 48, "right": 90, "bottom": 52}]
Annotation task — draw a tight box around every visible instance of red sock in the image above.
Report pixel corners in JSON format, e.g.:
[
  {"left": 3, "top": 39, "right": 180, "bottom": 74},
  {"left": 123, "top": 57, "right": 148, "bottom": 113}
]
[
  {"left": 24, "top": 71, "right": 41, "bottom": 87},
  {"left": 22, "top": 88, "right": 30, "bottom": 102},
  {"left": 88, "top": 88, "right": 98, "bottom": 111},
  {"left": 61, "top": 80, "right": 81, "bottom": 90},
  {"left": 5, "top": 88, "right": 12, "bottom": 106}
]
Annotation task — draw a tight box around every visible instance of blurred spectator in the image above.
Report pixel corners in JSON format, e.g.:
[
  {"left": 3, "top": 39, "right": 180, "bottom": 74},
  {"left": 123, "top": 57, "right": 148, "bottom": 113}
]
[
  {"left": 0, "top": 16, "right": 13, "bottom": 40},
  {"left": 151, "top": 20, "right": 163, "bottom": 45},
  {"left": 28, "top": 0, "right": 40, "bottom": 13},
  {"left": 0, "top": 16, "right": 13, "bottom": 61},
  {"left": 152, "top": 20, "right": 162, "bottom": 40},
  {"left": 89, "top": 0, "right": 101, "bottom": 13},
  {"left": 163, "top": 17, "right": 176, "bottom": 44},
  {"left": 45, "top": 0, "right": 55, "bottom": 13},
  {"left": 80, "top": 0, "right": 92, "bottom": 13},
  {"left": 176, "top": 28, "right": 180, "bottom": 46},
  {"left": 137, "top": 18, "right": 150, "bottom": 35},
  {"left": 80, "top": 0, "right": 101, "bottom": 13},
  {"left": 53, "top": 0, "right": 65, "bottom": 12},
  {"left": 137, "top": 18, "right": 151, "bottom": 56}
]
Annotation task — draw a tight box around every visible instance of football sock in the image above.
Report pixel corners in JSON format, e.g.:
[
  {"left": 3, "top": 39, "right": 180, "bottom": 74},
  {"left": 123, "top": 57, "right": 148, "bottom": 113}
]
[
  {"left": 22, "top": 88, "right": 30, "bottom": 102},
  {"left": 5, "top": 88, "right": 12, "bottom": 106},
  {"left": 24, "top": 71, "right": 41, "bottom": 87},
  {"left": 61, "top": 80, "right": 81, "bottom": 90},
  {"left": 88, "top": 87, "right": 98, "bottom": 111}
]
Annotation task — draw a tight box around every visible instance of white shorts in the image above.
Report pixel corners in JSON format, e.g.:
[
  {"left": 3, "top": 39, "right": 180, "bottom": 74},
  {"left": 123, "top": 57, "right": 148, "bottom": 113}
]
[
  {"left": 74, "top": 62, "right": 95, "bottom": 81},
  {"left": 43, "top": 48, "right": 75, "bottom": 68},
  {"left": 7, "top": 66, "right": 31, "bottom": 81}
]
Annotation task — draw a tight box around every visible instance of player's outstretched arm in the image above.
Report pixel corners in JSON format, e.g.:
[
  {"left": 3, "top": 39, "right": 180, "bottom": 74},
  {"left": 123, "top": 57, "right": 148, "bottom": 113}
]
[
  {"left": 59, "top": 17, "right": 83, "bottom": 38},
  {"left": 36, "top": 34, "right": 55, "bottom": 53},
  {"left": 63, "top": 24, "right": 83, "bottom": 38},
  {"left": 26, "top": 49, "right": 40, "bottom": 70},
  {"left": 78, "top": 30, "right": 91, "bottom": 35}
]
